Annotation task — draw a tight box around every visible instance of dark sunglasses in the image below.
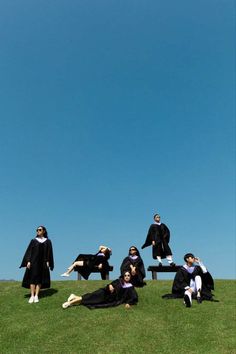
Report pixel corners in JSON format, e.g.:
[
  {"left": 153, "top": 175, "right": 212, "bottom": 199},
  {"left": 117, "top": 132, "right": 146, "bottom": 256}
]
[{"left": 37, "top": 228, "right": 43, "bottom": 232}]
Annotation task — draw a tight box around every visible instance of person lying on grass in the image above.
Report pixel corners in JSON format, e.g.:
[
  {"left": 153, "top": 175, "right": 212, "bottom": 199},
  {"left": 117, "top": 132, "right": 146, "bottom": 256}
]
[
  {"left": 62, "top": 271, "right": 138, "bottom": 309},
  {"left": 162, "top": 253, "right": 217, "bottom": 307},
  {"left": 61, "top": 245, "right": 112, "bottom": 280}
]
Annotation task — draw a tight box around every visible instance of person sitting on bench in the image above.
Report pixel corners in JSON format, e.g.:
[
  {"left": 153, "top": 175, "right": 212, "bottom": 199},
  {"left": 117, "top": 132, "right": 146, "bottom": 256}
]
[
  {"left": 61, "top": 245, "right": 112, "bottom": 280},
  {"left": 162, "top": 253, "right": 215, "bottom": 307},
  {"left": 62, "top": 271, "right": 138, "bottom": 309}
]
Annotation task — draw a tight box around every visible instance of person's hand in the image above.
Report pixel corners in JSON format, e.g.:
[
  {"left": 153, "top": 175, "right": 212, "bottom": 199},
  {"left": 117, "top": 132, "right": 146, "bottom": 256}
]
[
  {"left": 194, "top": 257, "right": 201, "bottom": 263},
  {"left": 46, "top": 262, "right": 49, "bottom": 268},
  {"left": 27, "top": 262, "right": 31, "bottom": 269},
  {"left": 125, "top": 303, "right": 131, "bottom": 309},
  {"left": 98, "top": 263, "right": 103, "bottom": 269},
  {"left": 152, "top": 241, "right": 155, "bottom": 246},
  {"left": 109, "top": 284, "right": 114, "bottom": 293}
]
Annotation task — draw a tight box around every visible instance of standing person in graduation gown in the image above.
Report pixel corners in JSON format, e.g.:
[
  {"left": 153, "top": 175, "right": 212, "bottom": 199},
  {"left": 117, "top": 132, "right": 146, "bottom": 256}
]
[
  {"left": 62, "top": 271, "right": 138, "bottom": 309},
  {"left": 142, "top": 213, "right": 175, "bottom": 266},
  {"left": 61, "top": 245, "right": 112, "bottom": 280},
  {"left": 120, "top": 246, "right": 146, "bottom": 287},
  {"left": 20, "top": 226, "right": 54, "bottom": 303},
  {"left": 162, "top": 253, "right": 215, "bottom": 307}
]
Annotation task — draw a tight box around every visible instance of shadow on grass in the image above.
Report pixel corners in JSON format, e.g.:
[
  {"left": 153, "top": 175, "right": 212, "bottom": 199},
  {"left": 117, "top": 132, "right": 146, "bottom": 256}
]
[{"left": 24, "top": 288, "right": 58, "bottom": 298}]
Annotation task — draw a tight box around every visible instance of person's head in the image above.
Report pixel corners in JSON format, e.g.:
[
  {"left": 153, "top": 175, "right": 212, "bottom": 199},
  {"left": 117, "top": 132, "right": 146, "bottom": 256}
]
[
  {"left": 122, "top": 271, "right": 131, "bottom": 283},
  {"left": 153, "top": 214, "right": 161, "bottom": 223},
  {"left": 184, "top": 253, "right": 195, "bottom": 265},
  {"left": 100, "top": 246, "right": 112, "bottom": 259},
  {"left": 36, "top": 226, "right": 48, "bottom": 238},
  {"left": 129, "top": 246, "right": 140, "bottom": 257}
]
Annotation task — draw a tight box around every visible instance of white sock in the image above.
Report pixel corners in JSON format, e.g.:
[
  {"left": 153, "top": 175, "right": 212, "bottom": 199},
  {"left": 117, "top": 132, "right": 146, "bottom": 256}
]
[
  {"left": 166, "top": 255, "right": 173, "bottom": 264},
  {"left": 157, "top": 257, "right": 162, "bottom": 263}
]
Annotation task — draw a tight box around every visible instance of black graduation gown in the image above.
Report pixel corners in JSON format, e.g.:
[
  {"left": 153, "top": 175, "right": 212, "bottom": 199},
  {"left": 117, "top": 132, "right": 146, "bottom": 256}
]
[
  {"left": 120, "top": 256, "right": 146, "bottom": 287},
  {"left": 20, "top": 238, "right": 54, "bottom": 289},
  {"left": 162, "top": 266, "right": 215, "bottom": 301},
  {"left": 141, "top": 223, "right": 172, "bottom": 259},
  {"left": 74, "top": 253, "right": 110, "bottom": 280},
  {"left": 80, "top": 278, "right": 138, "bottom": 309}
]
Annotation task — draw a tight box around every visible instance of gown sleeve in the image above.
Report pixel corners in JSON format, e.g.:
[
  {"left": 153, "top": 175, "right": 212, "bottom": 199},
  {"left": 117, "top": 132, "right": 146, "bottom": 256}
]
[
  {"left": 19, "top": 239, "right": 34, "bottom": 268},
  {"left": 47, "top": 239, "right": 54, "bottom": 271},
  {"left": 141, "top": 225, "right": 154, "bottom": 249}
]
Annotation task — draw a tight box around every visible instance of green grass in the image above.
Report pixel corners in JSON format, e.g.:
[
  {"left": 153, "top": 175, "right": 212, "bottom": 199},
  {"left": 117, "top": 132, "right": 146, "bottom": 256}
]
[{"left": 0, "top": 280, "right": 235, "bottom": 354}]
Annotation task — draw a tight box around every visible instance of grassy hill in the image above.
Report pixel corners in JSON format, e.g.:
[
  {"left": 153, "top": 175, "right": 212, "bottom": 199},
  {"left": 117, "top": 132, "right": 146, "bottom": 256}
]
[{"left": 0, "top": 280, "right": 235, "bottom": 354}]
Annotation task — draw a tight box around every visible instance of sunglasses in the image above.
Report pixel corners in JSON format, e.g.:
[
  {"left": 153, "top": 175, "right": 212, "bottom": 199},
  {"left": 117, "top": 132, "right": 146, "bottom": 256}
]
[
  {"left": 130, "top": 248, "right": 136, "bottom": 251},
  {"left": 37, "top": 228, "right": 43, "bottom": 232}
]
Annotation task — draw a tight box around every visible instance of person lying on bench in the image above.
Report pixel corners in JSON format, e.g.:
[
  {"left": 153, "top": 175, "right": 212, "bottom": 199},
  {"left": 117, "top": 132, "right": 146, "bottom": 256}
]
[
  {"left": 62, "top": 271, "right": 138, "bottom": 309},
  {"left": 61, "top": 245, "right": 112, "bottom": 280},
  {"left": 162, "top": 253, "right": 216, "bottom": 307}
]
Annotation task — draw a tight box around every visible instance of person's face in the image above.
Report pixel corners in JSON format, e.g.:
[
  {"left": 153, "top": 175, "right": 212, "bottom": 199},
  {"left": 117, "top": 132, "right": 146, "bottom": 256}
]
[
  {"left": 124, "top": 272, "right": 131, "bottom": 282},
  {"left": 186, "top": 256, "right": 195, "bottom": 265},
  {"left": 36, "top": 227, "right": 44, "bottom": 237},
  {"left": 154, "top": 215, "right": 160, "bottom": 223},
  {"left": 129, "top": 247, "right": 137, "bottom": 255}
]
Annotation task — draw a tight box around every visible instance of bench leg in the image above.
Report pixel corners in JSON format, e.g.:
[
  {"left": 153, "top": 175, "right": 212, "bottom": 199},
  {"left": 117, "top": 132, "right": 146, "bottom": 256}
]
[
  {"left": 77, "top": 273, "right": 82, "bottom": 280},
  {"left": 152, "top": 271, "right": 157, "bottom": 280},
  {"left": 105, "top": 273, "right": 109, "bottom": 280}
]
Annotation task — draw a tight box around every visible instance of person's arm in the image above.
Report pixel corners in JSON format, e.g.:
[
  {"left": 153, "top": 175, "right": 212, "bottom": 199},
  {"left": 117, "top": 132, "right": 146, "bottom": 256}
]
[{"left": 195, "top": 257, "right": 207, "bottom": 273}]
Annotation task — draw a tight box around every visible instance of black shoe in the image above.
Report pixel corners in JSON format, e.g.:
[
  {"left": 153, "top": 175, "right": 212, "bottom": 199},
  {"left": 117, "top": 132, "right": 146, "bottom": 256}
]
[
  {"left": 197, "top": 296, "right": 202, "bottom": 304},
  {"left": 158, "top": 263, "right": 163, "bottom": 267},
  {"left": 184, "top": 294, "right": 191, "bottom": 307},
  {"left": 170, "top": 262, "right": 176, "bottom": 267}
]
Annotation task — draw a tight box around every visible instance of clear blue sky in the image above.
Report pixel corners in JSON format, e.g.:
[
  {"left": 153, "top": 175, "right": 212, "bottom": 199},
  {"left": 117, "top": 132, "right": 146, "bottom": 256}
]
[{"left": 0, "top": 1, "right": 235, "bottom": 281}]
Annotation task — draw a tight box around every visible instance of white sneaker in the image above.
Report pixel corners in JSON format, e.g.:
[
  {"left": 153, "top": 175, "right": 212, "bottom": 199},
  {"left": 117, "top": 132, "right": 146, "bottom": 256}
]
[
  {"left": 67, "top": 294, "right": 76, "bottom": 302},
  {"left": 61, "top": 272, "right": 70, "bottom": 277},
  {"left": 28, "top": 296, "right": 34, "bottom": 303},
  {"left": 62, "top": 302, "right": 71, "bottom": 309},
  {"left": 34, "top": 295, "right": 39, "bottom": 303}
]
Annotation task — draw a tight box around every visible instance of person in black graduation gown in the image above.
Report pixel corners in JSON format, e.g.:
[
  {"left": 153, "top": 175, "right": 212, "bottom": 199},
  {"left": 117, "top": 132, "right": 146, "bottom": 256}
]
[
  {"left": 142, "top": 213, "right": 175, "bottom": 266},
  {"left": 20, "top": 226, "right": 54, "bottom": 303},
  {"left": 120, "top": 246, "right": 146, "bottom": 287},
  {"left": 60, "top": 245, "right": 112, "bottom": 280},
  {"left": 162, "top": 253, "right": 216, "bottom": 307},
  {"left": 62, "top": 271, "right": 138, "bottom": 309}
]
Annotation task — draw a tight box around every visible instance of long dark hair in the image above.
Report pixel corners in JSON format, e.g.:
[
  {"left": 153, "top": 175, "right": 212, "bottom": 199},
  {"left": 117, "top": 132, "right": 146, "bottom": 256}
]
[{"left": 128, "top": 246, "right": 140, "bottom": 257}]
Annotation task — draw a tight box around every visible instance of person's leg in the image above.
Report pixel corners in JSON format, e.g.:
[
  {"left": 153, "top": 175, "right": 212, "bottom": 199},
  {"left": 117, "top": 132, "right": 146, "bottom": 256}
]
[
  {"left": 162, "top": 239, "right": 175, "bottom": 266},
  {"left": 34, "top": 284, "right": 41, "bottom": 303},
  {"left": 156, "top": 243, "right": 163, "bottom": 266},
  {"left": 62, "top": 295, "right": 82, "bottom": 308},
  {"left": 61, "top": 261, "right": 84, "bottom": 276},
  {"left": 166, "top": 255, "right": 175, "bottom": 266},
  {"left": 184, "top": 288, "right": 193, "bottom": 307},
  {"left": 195, "top": 275, "right": 202, "bottom": 303},
  {"left": 29, "top": 284, "right": 35, "bottom": 303}
]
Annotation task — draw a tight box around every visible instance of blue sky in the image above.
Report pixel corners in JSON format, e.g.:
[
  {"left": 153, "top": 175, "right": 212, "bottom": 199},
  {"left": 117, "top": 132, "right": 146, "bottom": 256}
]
[{"left": 0, "top": 0, "right": 235, "bottom": 281}]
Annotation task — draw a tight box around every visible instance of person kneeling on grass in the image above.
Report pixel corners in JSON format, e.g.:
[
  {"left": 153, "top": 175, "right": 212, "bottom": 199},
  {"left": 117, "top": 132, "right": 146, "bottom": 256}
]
[
  {"left": 162, "top": 253, "right": 217, "bottom": 307},
  {"left": 62, "top": 271, "right": 138, "bottom": 310}
]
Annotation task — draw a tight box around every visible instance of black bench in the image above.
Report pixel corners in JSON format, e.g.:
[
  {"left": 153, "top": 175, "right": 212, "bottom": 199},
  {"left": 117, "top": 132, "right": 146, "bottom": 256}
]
[
  {"left": 76, "top": 265, "right": 114, "bottom": 280},
  {"left": 147, "top": 265, "right": 181, "bottom": 280}
]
